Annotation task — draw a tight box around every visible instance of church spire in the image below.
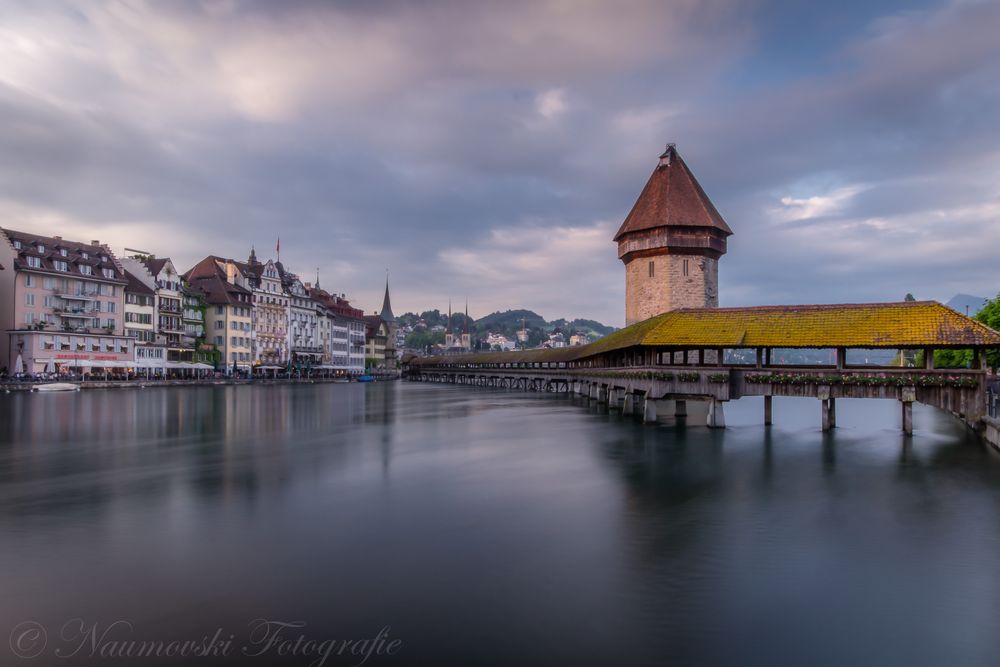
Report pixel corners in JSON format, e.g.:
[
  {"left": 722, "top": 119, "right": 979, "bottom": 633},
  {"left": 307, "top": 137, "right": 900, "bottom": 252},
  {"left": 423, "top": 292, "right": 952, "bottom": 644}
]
[
  {"left": 379, "top": 273, "right": 395, "bottom": 323},
  {"left": 248, "top": 245, "right": 259, "bottom": 265}
]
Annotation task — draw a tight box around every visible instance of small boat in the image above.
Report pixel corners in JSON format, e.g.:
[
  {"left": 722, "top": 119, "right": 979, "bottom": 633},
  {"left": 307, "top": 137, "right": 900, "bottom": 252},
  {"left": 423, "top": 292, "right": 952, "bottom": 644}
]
[
  {"left": 356, "top": 375, "right": 375, "bottom": 383},
  {"left": 33, "top": 383, "right": 81, "bottom": 392}
]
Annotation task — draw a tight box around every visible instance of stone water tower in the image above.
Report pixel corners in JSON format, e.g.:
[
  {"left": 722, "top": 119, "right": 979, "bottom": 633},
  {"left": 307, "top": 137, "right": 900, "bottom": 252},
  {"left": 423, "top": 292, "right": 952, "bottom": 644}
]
[{"left": 614, "top": 144, "right": 732, "bottom": 325}]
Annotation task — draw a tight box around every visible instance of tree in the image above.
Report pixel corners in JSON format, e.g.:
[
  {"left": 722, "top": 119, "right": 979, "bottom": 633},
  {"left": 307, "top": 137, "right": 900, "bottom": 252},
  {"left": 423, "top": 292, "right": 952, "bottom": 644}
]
[
  {"left": 975, "top": 294, "right": 1000, "bottom": 372},
  {"left": 932, "top": 293, "right": 1000, "bottom": 371}
]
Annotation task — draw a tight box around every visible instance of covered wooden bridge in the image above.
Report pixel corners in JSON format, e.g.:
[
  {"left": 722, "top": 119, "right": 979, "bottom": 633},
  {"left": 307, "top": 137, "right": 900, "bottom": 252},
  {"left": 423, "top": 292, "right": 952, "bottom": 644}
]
[{"left": 404, "top": 301, "right": 1000, "bottom": 434}]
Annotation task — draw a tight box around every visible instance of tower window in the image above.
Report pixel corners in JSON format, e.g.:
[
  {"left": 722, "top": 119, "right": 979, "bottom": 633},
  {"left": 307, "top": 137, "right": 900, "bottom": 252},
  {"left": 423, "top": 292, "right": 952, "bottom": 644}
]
[
  {"left": 683, "top": 259, "right": 690, "bottom": 277},
  {"left": 648, "top": 261, "right": 655, "bottom": 278}
]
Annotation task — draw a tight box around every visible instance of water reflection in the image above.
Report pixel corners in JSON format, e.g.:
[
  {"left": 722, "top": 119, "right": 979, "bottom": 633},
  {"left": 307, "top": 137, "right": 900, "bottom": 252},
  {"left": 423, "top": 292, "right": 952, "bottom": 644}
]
[{"left": 0, "top": 385, "right": 999, "bottom": 666}]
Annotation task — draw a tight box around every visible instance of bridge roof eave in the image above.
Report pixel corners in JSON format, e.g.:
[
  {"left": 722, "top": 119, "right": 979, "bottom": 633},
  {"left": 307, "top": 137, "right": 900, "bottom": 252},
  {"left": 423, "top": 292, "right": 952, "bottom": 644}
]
[{"left": 406, "top": 301, "right": 1000, "bottom": 368}]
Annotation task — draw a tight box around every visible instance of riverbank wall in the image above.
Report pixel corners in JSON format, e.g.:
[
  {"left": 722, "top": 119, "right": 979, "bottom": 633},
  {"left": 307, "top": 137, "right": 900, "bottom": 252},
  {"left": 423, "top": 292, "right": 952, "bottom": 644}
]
[
  {"left": 982, "top": 416, "right": 1000, "bottom": 453},
  {"left": 1, "top": 375, "right": 400, "bottom": 392}
]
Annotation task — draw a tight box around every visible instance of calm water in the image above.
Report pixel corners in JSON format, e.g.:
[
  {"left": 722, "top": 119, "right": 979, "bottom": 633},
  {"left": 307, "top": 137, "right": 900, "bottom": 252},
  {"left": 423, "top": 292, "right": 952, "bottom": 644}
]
[{"left": 1, "top": 383, "right": 1000, "bottom": 666}]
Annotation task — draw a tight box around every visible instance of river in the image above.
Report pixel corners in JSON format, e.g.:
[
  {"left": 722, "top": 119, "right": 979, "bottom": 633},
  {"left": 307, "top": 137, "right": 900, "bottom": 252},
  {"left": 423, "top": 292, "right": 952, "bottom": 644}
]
[{"left": 1, "top": 382, "right": 999, "bottom": 666}]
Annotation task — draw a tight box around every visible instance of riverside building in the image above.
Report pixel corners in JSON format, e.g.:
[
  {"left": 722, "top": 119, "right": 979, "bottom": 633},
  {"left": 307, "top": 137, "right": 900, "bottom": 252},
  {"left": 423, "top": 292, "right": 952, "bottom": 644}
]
[{"left": 0, "top": 229, "right": 134, "bottom": 375}]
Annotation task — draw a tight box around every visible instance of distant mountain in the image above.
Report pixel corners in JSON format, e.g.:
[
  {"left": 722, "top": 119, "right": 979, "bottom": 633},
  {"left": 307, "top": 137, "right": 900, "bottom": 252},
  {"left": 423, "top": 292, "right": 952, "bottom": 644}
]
[
  {"left": 946, "top": 294, "right": 990, "bottom": 317},
  {"left": 475, "top": 309, "right": 547, "bottom": 331},
  {"left": 397, "top": 308, "right": 617, "bottom": 351}
]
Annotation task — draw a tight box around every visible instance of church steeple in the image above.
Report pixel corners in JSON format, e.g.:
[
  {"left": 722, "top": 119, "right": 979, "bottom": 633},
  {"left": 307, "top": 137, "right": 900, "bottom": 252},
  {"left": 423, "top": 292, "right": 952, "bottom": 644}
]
[
  {"left": 445, "top": 300, "right": 453, "bottom": 348},
  {"left": 248, "top": 245, "right": 259, "bottom": 266},
  {"left": 461, "top": 299, "right": 471, "bottom": 350},
  {"left": 379, "top": 275, "right": 395, "bottom": 323}
]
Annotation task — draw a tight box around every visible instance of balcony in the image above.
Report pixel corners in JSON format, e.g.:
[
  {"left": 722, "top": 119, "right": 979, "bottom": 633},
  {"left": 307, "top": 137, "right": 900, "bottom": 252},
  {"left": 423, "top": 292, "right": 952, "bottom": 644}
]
[
  {"left": 159, "top": 303, "right": 181, "bottom": 313},
  {"left": 55, "top": 290, "right": 99, "bottom": 301},
  {"left": 55, "top": 311, "right": 98, "bottom": 322}
]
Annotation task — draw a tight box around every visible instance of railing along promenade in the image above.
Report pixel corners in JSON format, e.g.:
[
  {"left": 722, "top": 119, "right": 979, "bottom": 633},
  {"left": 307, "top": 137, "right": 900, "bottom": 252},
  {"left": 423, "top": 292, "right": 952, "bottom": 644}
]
[{"left": 405, "top": 302, "right": 1000, "bottom": 436}]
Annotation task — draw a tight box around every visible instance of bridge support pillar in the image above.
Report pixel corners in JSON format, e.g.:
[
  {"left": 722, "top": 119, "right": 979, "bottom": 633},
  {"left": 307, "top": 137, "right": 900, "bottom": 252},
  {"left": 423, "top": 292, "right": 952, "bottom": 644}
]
[
  {"left": 597, "top": 385, "right": 608, "bottom": 405},
  {"left": 675, "top": 400, "right": 687, "bottom": 418},
  {"left": 622, "top": 392, "right": 635, "bottom": 416},
  {"left": 610, "top": 388, "right": 625, "bottom": 411},
  {"left": 902, "top": 401, "right": 913, "bottom": 435},
  {"left": 642, "top": 395, "right": 657, "bottom": 423},
  {"left": 821, "top": 398, "right": 835, "bottom": 431},
  {"left": 707, "top": 399, "right": 726, "bottom": 428},
  {"left": 829, "top": 398, "right": 837, "bottom": 428},
  {"left": 764, "top": 395, "right": 773, "bottom": 425}
]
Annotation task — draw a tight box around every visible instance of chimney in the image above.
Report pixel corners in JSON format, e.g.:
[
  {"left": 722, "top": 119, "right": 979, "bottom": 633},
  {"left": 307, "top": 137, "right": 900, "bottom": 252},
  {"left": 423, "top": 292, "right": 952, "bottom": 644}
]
[
  {"left": 53, "top": 236, "right": 62, "bottom": 241},
  {"left": 91, "top": 240, "right": 100, "bottom": 246},
  {"left": 658, "top": 143, "right": 675, "bottom": 168}
]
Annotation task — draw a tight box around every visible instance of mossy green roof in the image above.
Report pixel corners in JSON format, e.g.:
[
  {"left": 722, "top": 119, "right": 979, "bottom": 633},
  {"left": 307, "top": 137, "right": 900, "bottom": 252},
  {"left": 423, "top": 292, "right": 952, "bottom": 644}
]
[{"left": 410, "top": 301, "right": 1000, "bottom": 367}]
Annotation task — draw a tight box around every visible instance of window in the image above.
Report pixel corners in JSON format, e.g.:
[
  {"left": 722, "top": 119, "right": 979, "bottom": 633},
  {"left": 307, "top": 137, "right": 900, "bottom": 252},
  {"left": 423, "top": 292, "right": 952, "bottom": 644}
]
[
  {"left": 25, "top": 294, "right": 35, "bottom": 306},
  {"left": 27, "top": 256, "right": 41, "bottom": 268},
  {"left": 682, "top": 259, "right": 690, "bottom": 277},
  {"left": 36, "top": 244, "right": 45, "bottom": 253},
  {"left": 13, "top": 240, "right": 21, "bottom": 249},
  {"left": 81, "top": 251, "right": 88, "bottom": 259},
  {"left": 43, "top": 277, "right": 54, "bottom": 289},
  {"left": 25, "top": 274, "right": 35, "bottom": 287},
  {"left": 44, "top": 296, "right": 55, "bottom": 308},
  {"left": 24, "top": 312, "right": 35, "bottom": 325},
  {"left": 107, "top": 302, "right": 116, "bottom": 313},
  {"left": 60, "top": 248, "right": 67, "bottom": 257},
  {"left": 216, "top": 306, "right": 224, "bottom": 315},
  {"left": 79, "top": 264, "right": 93, "bottom": 276},
  {"left": 648, "top": 261, "right": 655, "bottom": 278},
  {"left": 102, "top": 268, "right": 115, "bottom": 279},
  {"left": 215, "top": 321, "right": 224, "bottom": 330},
  {"left": 214, "top": 336, "right": 223, "bottom": 345},
  {"left": 54, "top": 260, "right": 68, "bottom": 272}
]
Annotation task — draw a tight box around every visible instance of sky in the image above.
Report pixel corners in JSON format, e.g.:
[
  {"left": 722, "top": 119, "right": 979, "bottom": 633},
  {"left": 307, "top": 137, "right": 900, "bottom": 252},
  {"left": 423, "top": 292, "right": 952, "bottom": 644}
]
[{"left": 1, "top": 0, "right": 999, "bottom": 327}]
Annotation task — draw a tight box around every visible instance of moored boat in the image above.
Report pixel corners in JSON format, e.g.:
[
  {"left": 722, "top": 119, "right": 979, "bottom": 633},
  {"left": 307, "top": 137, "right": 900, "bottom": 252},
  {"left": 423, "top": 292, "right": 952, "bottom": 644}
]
[{"left": 33, "top": 383, "right": 81, "bottom": 392}]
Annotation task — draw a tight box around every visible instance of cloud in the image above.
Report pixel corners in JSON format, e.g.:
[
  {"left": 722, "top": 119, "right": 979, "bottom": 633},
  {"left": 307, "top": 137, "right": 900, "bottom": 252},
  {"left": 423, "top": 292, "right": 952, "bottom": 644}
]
[
  {"left": 0, "top": 0, "right": 997, "bottom": 326},
  {"left": 438, "top": 220, "right": 621, "bottom": 321},
  {"left": 771, "top": 185, "right": 868, "bottom": 223},
  {"left": 535, "top": 88, "right": 568, "bottom": 119}
]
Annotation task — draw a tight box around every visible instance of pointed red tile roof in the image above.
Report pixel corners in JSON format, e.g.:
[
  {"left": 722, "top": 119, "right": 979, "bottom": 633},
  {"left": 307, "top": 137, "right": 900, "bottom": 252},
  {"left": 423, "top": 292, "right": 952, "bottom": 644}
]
[{"left": 613, "top": 145, "right": 733, "bottom": 241}]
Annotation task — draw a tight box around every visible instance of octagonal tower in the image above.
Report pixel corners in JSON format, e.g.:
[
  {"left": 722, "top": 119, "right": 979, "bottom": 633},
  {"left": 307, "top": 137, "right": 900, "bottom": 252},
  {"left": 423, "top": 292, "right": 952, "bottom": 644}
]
[{"left": 614, "top": 144, "right": 732, "bottom": 325}]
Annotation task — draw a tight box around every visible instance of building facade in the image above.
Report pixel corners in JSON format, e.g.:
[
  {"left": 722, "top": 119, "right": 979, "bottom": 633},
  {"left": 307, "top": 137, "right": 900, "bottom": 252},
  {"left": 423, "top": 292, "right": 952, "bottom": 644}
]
[
  {"left": 184, "top": 256, "right": 254, "bottom": 374},
  {"left": 614, "top": 144, "right": 732, "bottom": 325},
  {"left": 243, "top": 250, "right": 289, "bottom": 367},
  {"left": 309, "top": 285, "right": 367, "bottom": 375},
  {"left": 122, "top": 266, "right": 165, "bottom": 374},
  {"left": 0, "top": 230, "right": 134, "bottom": 375},
  {"left": 279, "top": 265, "right": 321, "bottom": 368}
]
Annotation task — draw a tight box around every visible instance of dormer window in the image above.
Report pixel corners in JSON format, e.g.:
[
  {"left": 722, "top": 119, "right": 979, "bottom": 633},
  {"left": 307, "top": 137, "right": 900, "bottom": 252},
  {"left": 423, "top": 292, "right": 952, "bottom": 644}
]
[
  {"left": 80, "top": 251, "right": 88, "bottom": 259},
  {"left": 12, "top": 240, "right": 21, "bottom": 249},
  {"left": 102, "top": 268, "right": 115, "bottom": 279},
  {"left": 36, "top": 244, "right": 45, "bottom": 253},
  {"left": 26, "top": 256, "right": 41, "bottom": 268},
  {"left": 100, "top": 255, "right": 107, "bottom": 263},
  {"left": 79, "top": 264, "right": 93, "bottom": 276},
  {"left": 53, "top": 260, "right": 68, "bottom": 272},
  {"left": 59, "top": 248, "right": 68, "bottom": 257}
]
